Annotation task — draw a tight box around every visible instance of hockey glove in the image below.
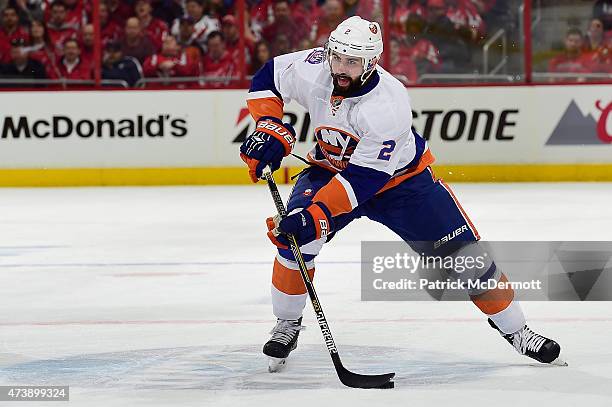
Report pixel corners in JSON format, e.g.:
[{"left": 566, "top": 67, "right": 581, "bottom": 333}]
[
  {"left": 239, "top": 116, "right": 296, "bottom": 183},
  {"left": 266, "top": 202, "right": 334, "bottom": 248}
]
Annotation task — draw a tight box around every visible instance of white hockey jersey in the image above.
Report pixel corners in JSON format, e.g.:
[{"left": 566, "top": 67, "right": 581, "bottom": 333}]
[{"left": 246, "top": 48, "right": 434, "bottom": 217}]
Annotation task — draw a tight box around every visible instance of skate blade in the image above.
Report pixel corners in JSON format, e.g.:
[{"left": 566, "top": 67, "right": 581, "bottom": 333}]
[
  {"left": 268, "top": 357, "right": 287, "bottom": 373},
  {"left": 550, "top": 356, "right": 568, "bottom": 366}
]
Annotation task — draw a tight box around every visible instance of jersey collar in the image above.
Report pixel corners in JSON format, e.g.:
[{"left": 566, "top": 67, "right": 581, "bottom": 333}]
[{"left": 344, "top": 69, "right": 380, "bottom": 99}]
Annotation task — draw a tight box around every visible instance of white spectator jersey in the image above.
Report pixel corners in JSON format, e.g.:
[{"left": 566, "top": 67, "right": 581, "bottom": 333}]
[{"left": 246, "top": 48, "right": 434, "bottom": 217}]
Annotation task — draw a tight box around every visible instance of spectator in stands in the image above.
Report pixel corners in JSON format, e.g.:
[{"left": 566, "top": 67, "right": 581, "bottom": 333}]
[
  {"left": 313, "top": 0, "right": 345, "bottom": 46},
  {"left": 422, "top": 0, "right": 471, "bottom": 73},
  {"left": 222, "top": 14, "right": 253, "bottom": 66},
  {"left": 201, "top": 30, "right": 235, "bottom": 88},
  {"left": 107, "top": 0, "right": 133, "bottom": 28},
  {"left": 390, "top": 0, "right": 425, "bottom": 39},
  {"left": 271, "top": 32, "right": 291, "bottom": 56},
  {"left": 121, "top": 17, "right": 156, "bottom": 63},
  {"left": 79, "top": 24, "right": 95, "bottom": 71},
  {"left": 291, "top": 0, "right": 322, "bottom": 23},
  {"left": 100, "top": 0, "right": 122, "bottom": 47},
  {"left": 46, "top": 1, "right": 78, "bottom": 56},
  {"left": 0, "top": 38, "right": 47, "bottom": 82},
  {"left": 548, "top": 28, "right": 591, "bottom": 81},
  {"left": 445, "top": 0, "right": 485, "bottom": 42},
  {"left": 152, "top": 0, "right": 184, "bottom": 27},
  {"left": 388, "top": 37, "right": 418, "bottom": 85},
  {"left": 261, "top": 0, "right": 308, "bottom": 52},
  {"left": 54, "top": 0, "right": 84, "bottom": 28},
  {"left": 23, "top": 18, "right": 59, "bottom": 77},
  {"left": 343, "top": 0, "right": 377, "bottom": 21},
  {"left": 581, "top": 19, "right": 611, "bottom": 74},
  {"left": 404, "top": 14, "right": 441, "bottom": 75},
  {"left": 102, "top": 40, "right": 143, "bottom": 87},
  {"left": 49, "top": 37, "right": 92, "bottom": 80},
  {"left": 177, "top": 16, "right": 203, "bottom": 58},
  {"left": 1, "top": 6, "right": 30, "bottom": 47},
  {"left": 171, "top": 0, "right": 220, "bottom": 51},
  {"left": 135, "top": 0, "right": 169, "bottom": 51},
  {"left": 584, "top": 18, "right": 608, "bottom": 51},
  {"left": 249, "top": 39, "right": 270, "bottom": 74},
  {"left": 208, "top": 0, "right": 229, "bottom": 19},
  {"left": 143, "top": 34, "right": 199, "bottom": 81},
  {"left": 593, "top": 0, "right": 612, "bottom": 31}
]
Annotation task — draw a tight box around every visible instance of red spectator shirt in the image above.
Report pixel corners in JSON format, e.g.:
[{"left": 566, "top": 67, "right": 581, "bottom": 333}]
[
  {"left": 101, "top": 20, "right": 123, "bottom": 47},
  {"left": 47, "top": 22, "right": 79, "bottom": 57},
  {"left": 49, "top": 57, "right": 92, "bottom": 80},
  {"left": 390, "top": 55, "right": 418, "bottom": 85},
  {"left": 406, "top": 38, "right": 442, "bottom": 71},
  {"left": 142, "top": 18, "right": 169, "bottom": 51},
  {"left": 108, "top": 1, "right": 134, "bottom": 28},
  {"left": 291, "top": 2, "right": 322, "bottom": 22},
  {"left": 0, "top": 25, "right": 30, "bottom": 44},
  {"left": 202, "top": 50, "right": 236, "bottom": 88},
  {"left": 226, "top": 37, "right": 254, "bottom": 67},
  {"left": 24, "top": 43, "right": 58, "bottom": 74},
  {"left": 446, "top": 0, "right": 486, "bottom": 38},
  {"left": 261, "top": 16, "right": 309, "bottom": 51},
  {"left": 1, "top": 26, "right": 30, "bottom": 63},
  {"left": 580, "top": 46, "right": 612, "bottom": 73},
  {"left": 548, "top": 53, "right": 592, "bottom": 74},
  {"left": 143, "top": 52, "right": 199, "bottom": 78}
]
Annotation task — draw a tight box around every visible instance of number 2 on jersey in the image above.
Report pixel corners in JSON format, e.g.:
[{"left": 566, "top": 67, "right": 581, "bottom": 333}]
[{"left": 377, "top": 140, "right": 396, "bottom": 161}]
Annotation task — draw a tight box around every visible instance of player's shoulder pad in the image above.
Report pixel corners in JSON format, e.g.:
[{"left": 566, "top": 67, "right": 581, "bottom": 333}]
[{"left": 356, "top": 87, "right": 413, "bottom": 141}]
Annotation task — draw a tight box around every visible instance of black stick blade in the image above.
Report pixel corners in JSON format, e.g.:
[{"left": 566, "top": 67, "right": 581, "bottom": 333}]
[{"left": 333, "top": 356, "right": 395, "bottom": 389}]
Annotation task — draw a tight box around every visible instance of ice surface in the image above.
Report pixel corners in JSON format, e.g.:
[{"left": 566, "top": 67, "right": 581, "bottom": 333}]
[{"left": 1, "top": 183, "right": 612, "bottom": 406}]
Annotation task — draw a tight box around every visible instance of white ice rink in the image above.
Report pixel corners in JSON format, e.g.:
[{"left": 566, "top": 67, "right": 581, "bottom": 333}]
[{"left": 1, "top": 182, "right": 612, "bottom": 406}]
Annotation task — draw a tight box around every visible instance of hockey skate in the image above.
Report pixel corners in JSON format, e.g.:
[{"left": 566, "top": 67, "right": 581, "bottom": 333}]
[
  {"left": 263, "top": 317, "right": 304, "bottom": 372},
  {"left": 488, "top": 319, "right": 567, "bottom": 366}
]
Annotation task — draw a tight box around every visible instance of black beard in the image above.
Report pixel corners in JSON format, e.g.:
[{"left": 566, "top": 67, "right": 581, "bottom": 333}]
[{"left": 331, "top": 73, "right": 361, "bottom": 96}]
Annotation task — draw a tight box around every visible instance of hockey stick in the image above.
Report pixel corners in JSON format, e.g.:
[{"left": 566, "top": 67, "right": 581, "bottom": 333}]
[{"left": 262, "top": 166, "right": 395, "bottom": 389}]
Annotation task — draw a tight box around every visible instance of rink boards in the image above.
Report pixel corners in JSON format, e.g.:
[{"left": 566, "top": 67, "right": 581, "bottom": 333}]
[{"left": 0, "top": 84, "right": 610, "bottom": 186}]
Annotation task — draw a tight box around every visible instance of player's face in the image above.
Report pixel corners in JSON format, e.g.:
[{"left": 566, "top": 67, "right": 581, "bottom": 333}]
[{"left": 329, "top": 51, "right": 364, "bottom": 91}]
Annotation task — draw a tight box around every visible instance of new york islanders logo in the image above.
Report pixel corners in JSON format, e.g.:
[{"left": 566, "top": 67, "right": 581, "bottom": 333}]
[
  {"left": 315, "top": 126, "right": 359, "bottom": 170},
  {"left": 546, "top": 99, "right": 612, "bottom": 145}
]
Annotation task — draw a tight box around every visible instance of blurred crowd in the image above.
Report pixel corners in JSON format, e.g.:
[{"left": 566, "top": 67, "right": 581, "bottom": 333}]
[
  {"left": 546, "top": 0, "right": 612, "bottom": 79},
  {"left": 0, "top": 0, "right": 610, "bottom": 87}
]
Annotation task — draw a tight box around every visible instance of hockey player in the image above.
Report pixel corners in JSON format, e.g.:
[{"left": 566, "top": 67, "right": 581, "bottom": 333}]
[{"left": 240, "top": 16, "right": 565, "bottom": 372}]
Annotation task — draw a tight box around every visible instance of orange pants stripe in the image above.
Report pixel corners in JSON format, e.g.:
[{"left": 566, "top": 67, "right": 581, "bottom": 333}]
[{"left": 272, "top": 258, "right": 315, "bottom": 295}]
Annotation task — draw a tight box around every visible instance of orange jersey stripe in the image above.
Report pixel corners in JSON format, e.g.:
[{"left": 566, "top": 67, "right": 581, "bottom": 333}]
[
  {"left": 439, "top": 179, "right": 481, "bottom": 240},
  {"left": 471, "top": 273, "right": 514, "bottom": 315},
  {"left": 247, "top": 97, "right": 284, "bottom": 121},
  {"left": 272, "top": 258, "right": 315, "bottom": 295},
  {"left": 377, "top": 149, "right": 436, "bottom": 194},
  {"left": 313, "top": 176, "right": 353, "bottom": 217}
]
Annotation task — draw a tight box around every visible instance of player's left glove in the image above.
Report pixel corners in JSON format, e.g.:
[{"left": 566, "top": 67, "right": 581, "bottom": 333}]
[
  {"left": 266, "top": 202, "right": 334, "bottom": 248},
  {"left": 239, "top": 116, "right": 296, "bottom": 183}
]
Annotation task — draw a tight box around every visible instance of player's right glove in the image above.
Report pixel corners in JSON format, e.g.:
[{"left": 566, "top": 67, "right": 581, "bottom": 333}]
[
  {"left": 239, "top": 116, "right": 296, "bottom": 183},
  {"left": 266, "top": 202, "right": 334, "bottom": 248}
]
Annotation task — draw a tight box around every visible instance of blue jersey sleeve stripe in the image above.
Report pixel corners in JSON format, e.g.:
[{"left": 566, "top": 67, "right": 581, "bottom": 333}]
[{"left": 249, "top": 59, "right": 282, "bottom": 100}]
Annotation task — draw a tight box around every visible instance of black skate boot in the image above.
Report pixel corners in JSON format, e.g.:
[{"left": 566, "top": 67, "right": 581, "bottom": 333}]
[
  {"left": 263, "top": 317, "right": 304, "bottom": 372},
  {"left": 488, "top": 319, "right": 567, "bottom": 366}
]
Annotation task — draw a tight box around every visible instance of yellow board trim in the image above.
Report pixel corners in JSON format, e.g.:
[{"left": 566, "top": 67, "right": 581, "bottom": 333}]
[{"left": 0, "top": 164, "right": 612, "bottom": 187}]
